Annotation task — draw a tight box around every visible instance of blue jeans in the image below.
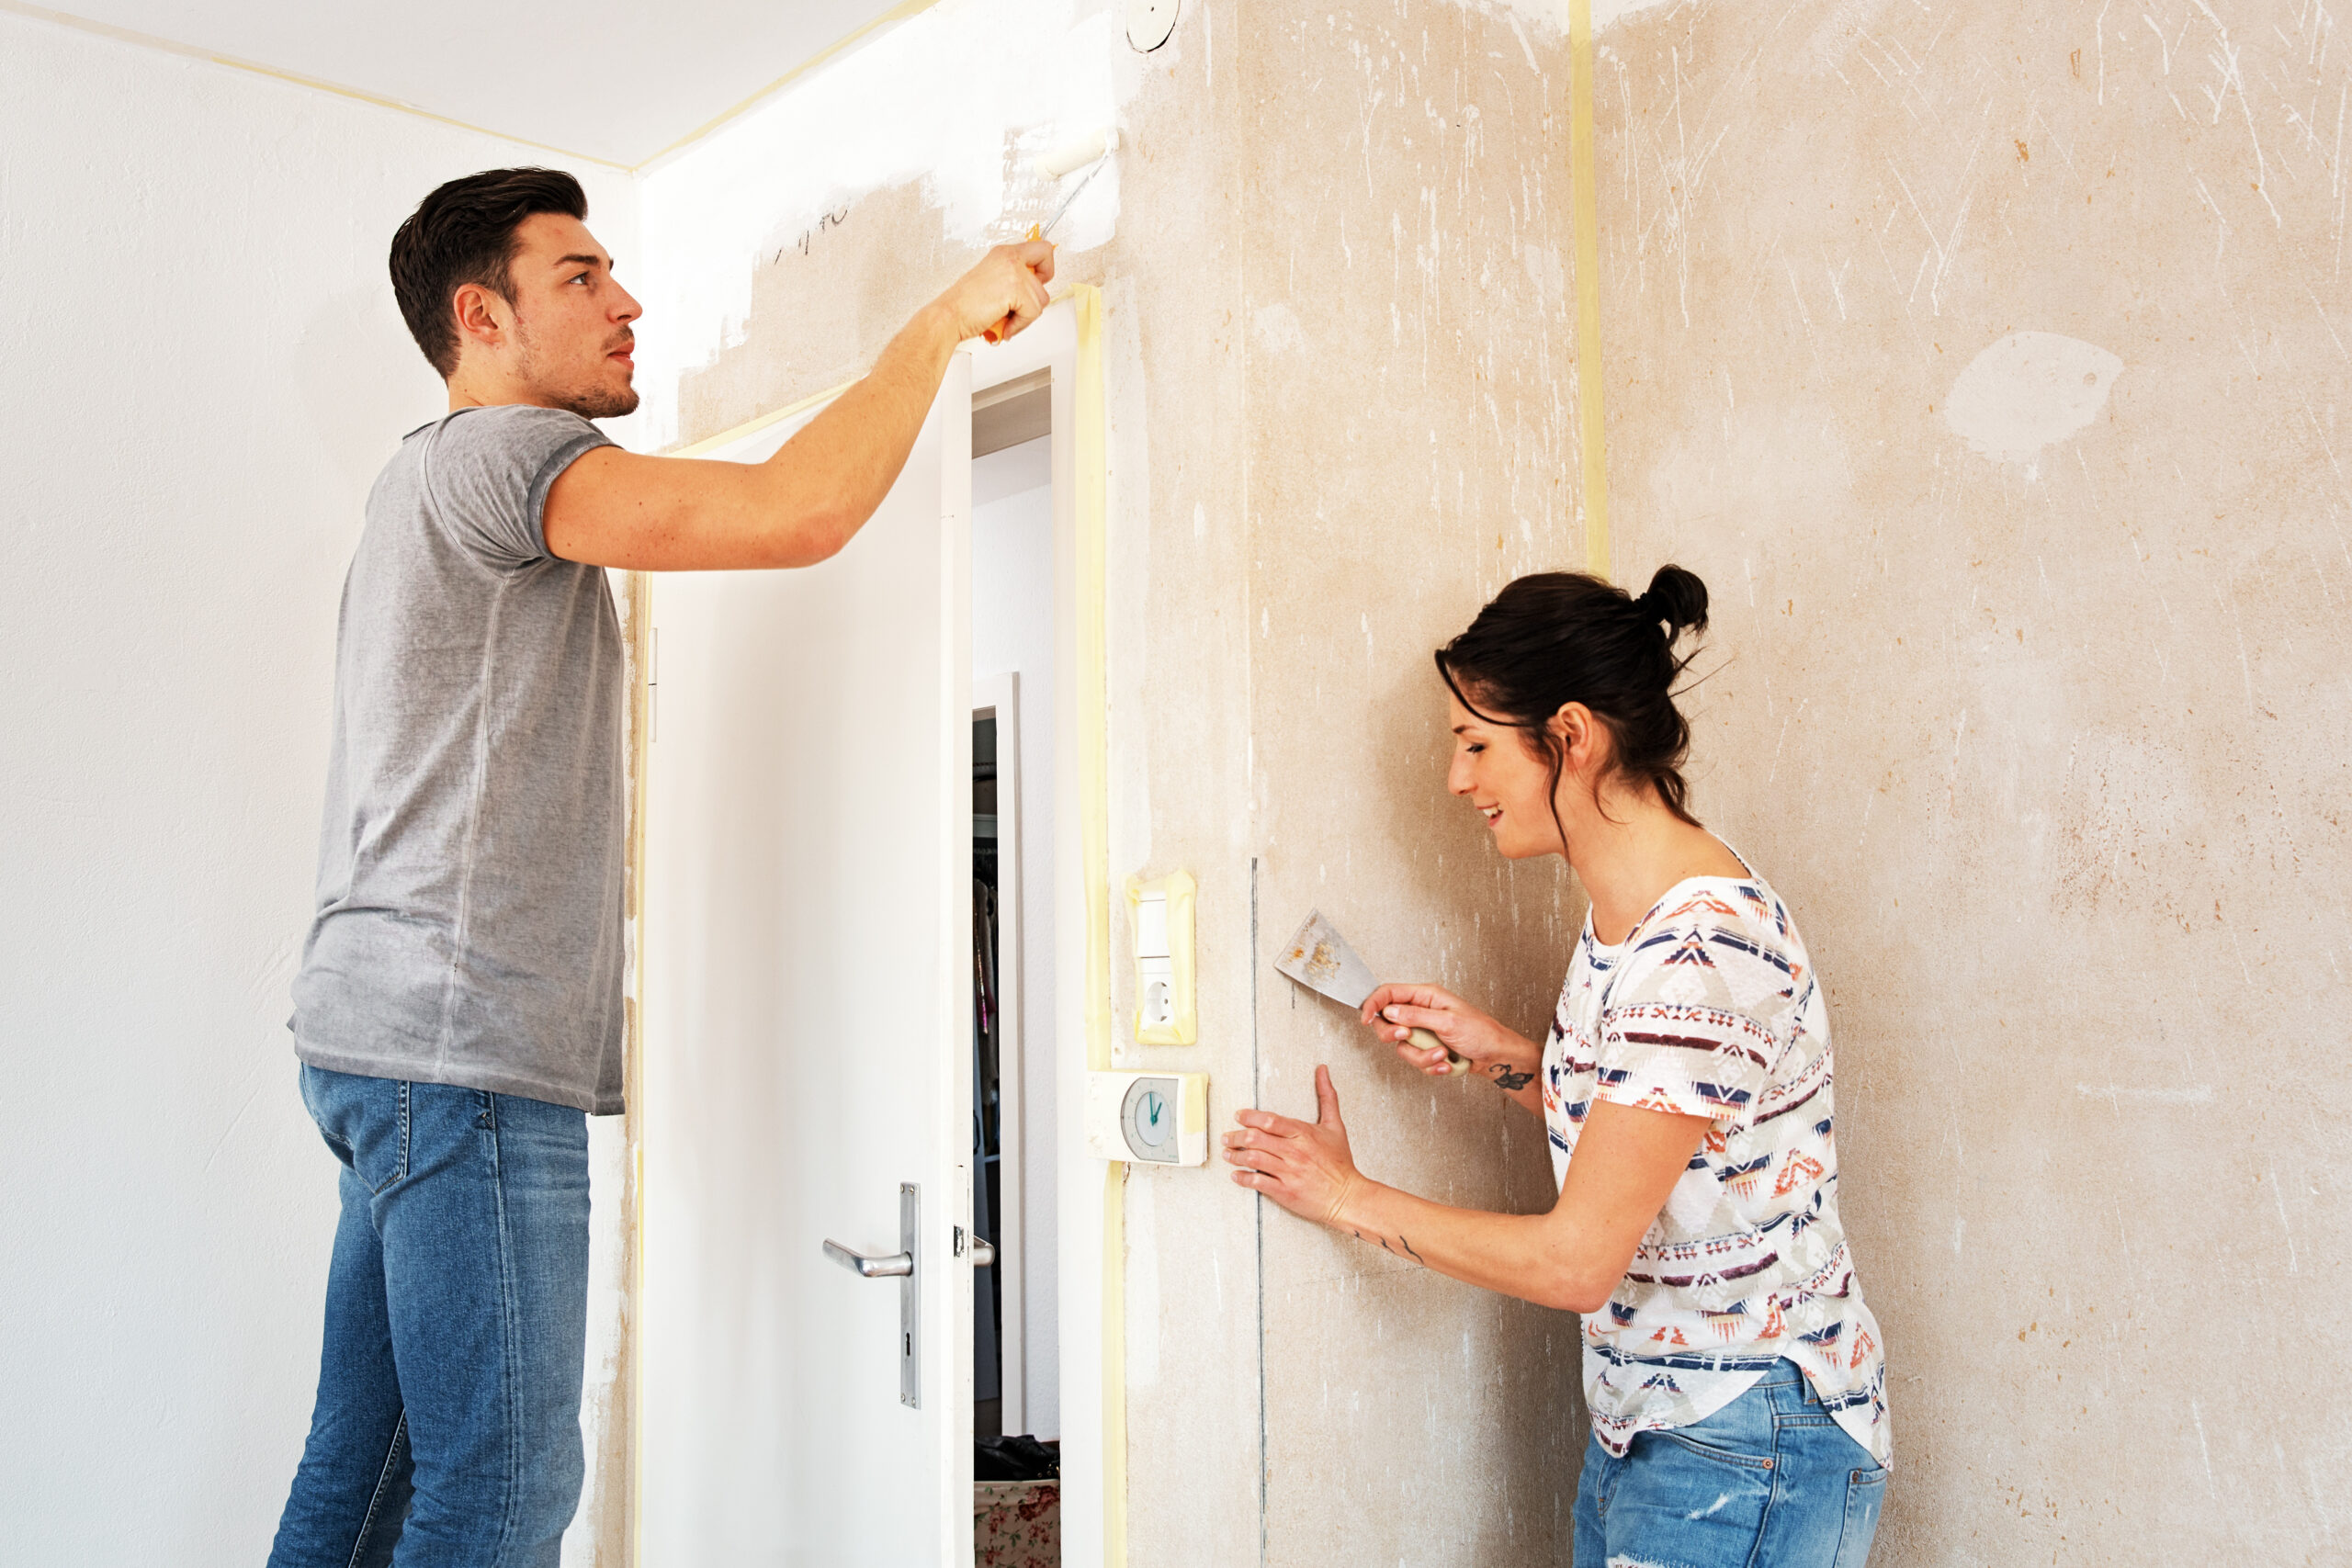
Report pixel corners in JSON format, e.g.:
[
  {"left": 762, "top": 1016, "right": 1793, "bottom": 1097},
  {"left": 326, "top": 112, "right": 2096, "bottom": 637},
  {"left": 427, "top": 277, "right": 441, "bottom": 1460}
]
[
  {"left": 269, "top": 1066, "right": 591, "bottom": 1568},
  {"left": 1573, "top": 1361, "right": 1886, "bottom": 1568}
]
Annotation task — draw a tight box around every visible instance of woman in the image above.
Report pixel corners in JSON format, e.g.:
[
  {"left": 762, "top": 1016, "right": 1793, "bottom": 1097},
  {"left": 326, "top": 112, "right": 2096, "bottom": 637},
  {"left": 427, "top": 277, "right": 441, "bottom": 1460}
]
[{"left": 1224, "top": 567, "right": 1889, "bottom": 1568}]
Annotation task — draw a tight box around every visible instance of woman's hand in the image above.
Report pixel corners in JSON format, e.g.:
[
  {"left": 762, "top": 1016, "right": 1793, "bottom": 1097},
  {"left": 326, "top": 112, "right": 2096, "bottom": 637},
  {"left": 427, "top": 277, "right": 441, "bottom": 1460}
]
[
  {"left": 1359, "top": 983, "right": 1541, "bottom": 1089},
  {"left": 1222, "top": 1066, "right": 1371, "bottom": 1229}
]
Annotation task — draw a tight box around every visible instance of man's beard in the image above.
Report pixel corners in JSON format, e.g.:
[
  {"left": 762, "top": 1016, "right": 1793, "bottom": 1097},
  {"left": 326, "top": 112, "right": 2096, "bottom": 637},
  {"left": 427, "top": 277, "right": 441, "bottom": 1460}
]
[
  {"left": 558, "top": 380, "right": 640, "bottom": 421},
  {"left": 514, "top": 321, "right": 640, "bottom": 421}
]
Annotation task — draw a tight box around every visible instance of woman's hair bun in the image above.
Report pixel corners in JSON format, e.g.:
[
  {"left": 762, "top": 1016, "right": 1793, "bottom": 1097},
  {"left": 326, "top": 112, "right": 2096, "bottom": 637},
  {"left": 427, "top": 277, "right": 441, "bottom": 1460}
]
[{"left": 1635, "top": 564, "right": 1709, "bottom": 639}]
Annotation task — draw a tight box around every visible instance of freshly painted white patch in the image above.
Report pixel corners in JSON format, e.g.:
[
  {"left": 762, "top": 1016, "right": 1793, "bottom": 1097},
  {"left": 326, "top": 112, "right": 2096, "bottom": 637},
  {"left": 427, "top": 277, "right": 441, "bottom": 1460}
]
[
  {"left": 2075, "top": 1082, "right": 2216, "bottom": 1106},
  {"left": 1945, "top": 332, "right": 2123, "bottom": 476},
  {"left": 1125, "top": 1165, "right": 1161, "bottom": 1388},
  {"left": 1253, "top": 301, "right": 1308, "bottom": 353},
  {"left": 1593, "top": 0, "right": 1683, "bottom": 29},
  {"left": 637, "top": 0, "right": 1121, "bottom": 446},
  {"left": 1521, "top": 240, "right": 1568, "bottom": 315},
  {"left": 1460, "top": 0, "right": 1686, "bottom": 41},
  {"left": 1804, "top": 0, "right": 1897, "bottom": 74}
]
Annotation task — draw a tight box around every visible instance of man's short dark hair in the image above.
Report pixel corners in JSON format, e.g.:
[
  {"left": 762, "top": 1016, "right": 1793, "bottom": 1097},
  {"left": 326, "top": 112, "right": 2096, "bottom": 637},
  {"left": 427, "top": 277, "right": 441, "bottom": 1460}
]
[{"left": 389, "top": 168, "right": 588, "bottom": 378}]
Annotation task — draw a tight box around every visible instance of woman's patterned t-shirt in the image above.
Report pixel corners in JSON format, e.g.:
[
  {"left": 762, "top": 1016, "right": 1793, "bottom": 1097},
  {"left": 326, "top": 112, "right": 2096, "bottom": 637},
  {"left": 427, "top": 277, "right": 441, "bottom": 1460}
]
[{"left": 1544, "top": 862, "right": 1891, "bottom": 1466}]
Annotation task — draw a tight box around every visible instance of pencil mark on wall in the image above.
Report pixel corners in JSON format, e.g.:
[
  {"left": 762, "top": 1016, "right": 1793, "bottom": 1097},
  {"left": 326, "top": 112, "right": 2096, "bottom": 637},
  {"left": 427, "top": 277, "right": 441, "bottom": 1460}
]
[{"left": 776, "top": 206, "right": 852, "bottom": 263}]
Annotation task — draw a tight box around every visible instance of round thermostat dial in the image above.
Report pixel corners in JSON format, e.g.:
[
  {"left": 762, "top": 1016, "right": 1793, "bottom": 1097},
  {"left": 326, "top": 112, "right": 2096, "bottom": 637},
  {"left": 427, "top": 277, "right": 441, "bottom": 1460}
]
[{"left": 1120, "top": 1075, "right": 1179, "bottom": 1162}]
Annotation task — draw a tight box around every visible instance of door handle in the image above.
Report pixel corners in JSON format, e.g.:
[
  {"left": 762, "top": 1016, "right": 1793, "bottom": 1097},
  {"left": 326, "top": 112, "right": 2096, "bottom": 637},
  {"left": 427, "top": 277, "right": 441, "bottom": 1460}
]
[
  {"left": 820, "top": 1184, "right": 922, "bottom": 1407},
  {"left": 969, "top": 1235, "right": 996, "bottom": 1268},
  {"left": 823, "top": 1239, "right": 913, "bottom": 1278}
]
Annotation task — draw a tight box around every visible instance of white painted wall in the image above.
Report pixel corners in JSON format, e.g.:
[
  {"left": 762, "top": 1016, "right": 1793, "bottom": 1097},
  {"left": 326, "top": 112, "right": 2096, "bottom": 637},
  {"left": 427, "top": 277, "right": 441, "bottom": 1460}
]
[
  {"left": 0, "top": 13, "right": 638, "bottom": 1562},
  {"left": 973, "top": 437, "right": 1059, "bottom": 1437},
  {"left": 633, "top": 0, "right": 1123, "bottom": 450}
]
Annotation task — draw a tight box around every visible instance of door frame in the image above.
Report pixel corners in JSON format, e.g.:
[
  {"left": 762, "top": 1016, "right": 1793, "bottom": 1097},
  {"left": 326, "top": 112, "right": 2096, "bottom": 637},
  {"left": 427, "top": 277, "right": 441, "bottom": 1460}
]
[
  {"left": 971, "top": 671, "right": 1023, "bottom": 1438},
  {"left": 618, "top": 288, "right": 1114, "bottom": 1568}
]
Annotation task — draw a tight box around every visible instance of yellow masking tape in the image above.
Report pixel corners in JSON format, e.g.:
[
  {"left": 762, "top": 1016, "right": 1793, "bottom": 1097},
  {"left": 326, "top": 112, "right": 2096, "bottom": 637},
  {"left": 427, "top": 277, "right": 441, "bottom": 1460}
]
[
  {"left": 1569, "top": 0, "right": 1611, "bottom": 581},
  {"left": 1070, "top": 284, "right": 1128, "bottom": 1568},
  {"left": 1125, "top": 871, "right": 1199, "bottom": 1046}
]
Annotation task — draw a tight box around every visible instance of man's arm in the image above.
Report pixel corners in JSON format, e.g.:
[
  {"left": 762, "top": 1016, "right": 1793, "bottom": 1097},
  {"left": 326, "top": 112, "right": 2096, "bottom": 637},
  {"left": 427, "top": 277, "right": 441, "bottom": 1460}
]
[{"left": 544, "top": 242, "right": 1054, "bottom": 570}]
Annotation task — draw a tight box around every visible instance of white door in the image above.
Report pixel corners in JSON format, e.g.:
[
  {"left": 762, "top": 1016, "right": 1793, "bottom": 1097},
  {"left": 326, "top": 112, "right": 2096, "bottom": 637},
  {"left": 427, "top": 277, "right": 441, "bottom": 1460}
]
[{"left": 640, "top": 359, "right": 974, "bottom": 1565}]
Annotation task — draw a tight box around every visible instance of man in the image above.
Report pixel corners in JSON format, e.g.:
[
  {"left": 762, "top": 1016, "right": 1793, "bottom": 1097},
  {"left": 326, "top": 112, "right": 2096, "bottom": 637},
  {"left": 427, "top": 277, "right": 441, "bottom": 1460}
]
[{"left": 269, "top": 166, "right": 1053, "bottom": 1567}]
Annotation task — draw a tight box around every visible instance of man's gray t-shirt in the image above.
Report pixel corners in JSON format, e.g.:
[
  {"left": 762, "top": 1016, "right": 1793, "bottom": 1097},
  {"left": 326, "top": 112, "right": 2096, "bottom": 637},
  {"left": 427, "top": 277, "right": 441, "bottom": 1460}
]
[{"left": 291, "top": 404, "right": 624, "bottom": 1114}]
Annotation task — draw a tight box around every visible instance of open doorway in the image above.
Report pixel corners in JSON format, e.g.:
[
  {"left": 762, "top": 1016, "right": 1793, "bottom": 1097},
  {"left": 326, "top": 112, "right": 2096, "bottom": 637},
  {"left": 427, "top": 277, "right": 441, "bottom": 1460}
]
[
  {"left": 634, "top": 294, "right": 1105, "bottom": 1568},
  {"left": 972, "top": 375, "right": 1062, "bottom": 1557}
]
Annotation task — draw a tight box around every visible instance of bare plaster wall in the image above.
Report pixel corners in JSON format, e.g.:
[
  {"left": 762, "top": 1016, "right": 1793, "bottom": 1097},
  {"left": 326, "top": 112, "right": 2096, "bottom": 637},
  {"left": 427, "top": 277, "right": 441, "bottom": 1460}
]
[
  {"left": 1593, "top": 0, "right": 2352, "bottom": 1561},
  {"left": 643, "top": 0, "right": 1611, "bottom": 1562},
  {"left": 628, "top": 0, "right": 2352, "bottom": 1561}
]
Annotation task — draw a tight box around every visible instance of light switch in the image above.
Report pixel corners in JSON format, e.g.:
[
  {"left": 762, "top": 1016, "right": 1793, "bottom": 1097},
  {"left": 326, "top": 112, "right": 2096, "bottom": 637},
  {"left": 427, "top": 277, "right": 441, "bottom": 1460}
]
[
  {"left": 1085, "top": 1071, "right": 1209, "bottom": 1166},
  {"left": 1125, "top": 871, "right": 1196, "bottom": 1044}
]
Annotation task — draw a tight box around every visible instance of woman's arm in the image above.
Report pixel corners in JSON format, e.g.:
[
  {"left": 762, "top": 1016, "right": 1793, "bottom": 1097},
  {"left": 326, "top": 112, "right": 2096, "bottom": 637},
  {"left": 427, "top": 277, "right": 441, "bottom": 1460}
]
[
  {"left": 1358, "top": 983, "right": 1546, "bottom": 1113},
  {"left": 1225, "top": 1066, "right": 1708, "bottom": 1314}
]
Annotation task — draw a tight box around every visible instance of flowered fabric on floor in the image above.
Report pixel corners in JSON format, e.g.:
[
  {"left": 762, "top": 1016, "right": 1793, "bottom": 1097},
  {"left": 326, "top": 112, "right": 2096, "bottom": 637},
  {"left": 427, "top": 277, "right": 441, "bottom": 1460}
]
[{"left": 975, "top": 1480, "right": 1058, "bottom": 1566}]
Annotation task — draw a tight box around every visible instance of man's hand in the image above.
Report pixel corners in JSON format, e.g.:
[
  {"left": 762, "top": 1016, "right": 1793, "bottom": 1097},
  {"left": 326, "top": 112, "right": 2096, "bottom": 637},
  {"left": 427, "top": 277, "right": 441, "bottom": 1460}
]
[
  {"left": 544, "top": 240, "right": 1057, "bottom": 572},
  {"left": 933, "top": 241, "right": 1056, "bottom": 345}
]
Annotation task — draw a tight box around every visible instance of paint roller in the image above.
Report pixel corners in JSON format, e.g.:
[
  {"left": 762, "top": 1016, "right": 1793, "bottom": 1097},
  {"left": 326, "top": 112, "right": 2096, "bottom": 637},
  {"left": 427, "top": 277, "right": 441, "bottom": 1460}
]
[{"left": 983, "top": 128, "right": 1118, "bottom": 343}]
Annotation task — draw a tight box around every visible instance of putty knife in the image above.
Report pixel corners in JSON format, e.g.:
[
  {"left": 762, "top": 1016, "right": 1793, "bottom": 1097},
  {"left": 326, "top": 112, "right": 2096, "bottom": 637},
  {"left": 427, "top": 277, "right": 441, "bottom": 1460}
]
[{"left": 1274, "top": 909, "right": 1473, "bottom": 1077}]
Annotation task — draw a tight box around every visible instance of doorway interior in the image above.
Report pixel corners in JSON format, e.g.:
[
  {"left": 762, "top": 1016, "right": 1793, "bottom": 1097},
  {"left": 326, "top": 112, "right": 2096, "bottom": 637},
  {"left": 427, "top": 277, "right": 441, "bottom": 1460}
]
[
  {"left": 971, "top": 373, "right": 1057, "bottom": 1449},
  {"left": 632, "top": 295, "right": 1104, "bottom": 1567}
]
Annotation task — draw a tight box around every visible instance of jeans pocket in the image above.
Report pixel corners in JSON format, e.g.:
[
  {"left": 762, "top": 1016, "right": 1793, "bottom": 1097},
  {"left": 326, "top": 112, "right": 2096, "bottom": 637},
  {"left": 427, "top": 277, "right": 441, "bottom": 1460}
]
[
  {"left": 300, "top": 1066, "right": 410, "bottom": 1193},
  {"left": 1834, "top": 1463, "right": 1889, "bottom": 1568},
  {"left": 1654, "top": 1428, "right": 1779, "bottom": 1473}
]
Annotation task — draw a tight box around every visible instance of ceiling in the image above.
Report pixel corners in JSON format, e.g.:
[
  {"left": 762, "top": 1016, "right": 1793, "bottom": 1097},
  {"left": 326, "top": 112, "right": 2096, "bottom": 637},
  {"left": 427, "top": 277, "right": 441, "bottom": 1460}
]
[{"left": 44, "top": 0, "right": 918, "bottom": 166}]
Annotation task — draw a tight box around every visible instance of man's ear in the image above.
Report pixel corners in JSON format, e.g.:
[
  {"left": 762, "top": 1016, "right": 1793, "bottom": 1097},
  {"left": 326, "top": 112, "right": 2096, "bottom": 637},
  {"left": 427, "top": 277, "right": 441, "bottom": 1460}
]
[{"left": 450, "top": 281, "right": 511, "bottom": 362}]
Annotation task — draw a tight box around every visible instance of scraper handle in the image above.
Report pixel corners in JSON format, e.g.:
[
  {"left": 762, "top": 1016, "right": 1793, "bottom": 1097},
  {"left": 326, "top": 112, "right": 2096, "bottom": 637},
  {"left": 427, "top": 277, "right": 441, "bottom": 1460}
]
[{"left": 1408, "top": 1027, "right": 1476, "bottom": 1077}]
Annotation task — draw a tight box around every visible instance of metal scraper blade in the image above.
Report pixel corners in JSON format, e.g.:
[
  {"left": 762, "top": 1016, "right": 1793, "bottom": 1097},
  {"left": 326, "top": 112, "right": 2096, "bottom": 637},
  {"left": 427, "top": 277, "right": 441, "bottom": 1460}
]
[{"left": 1273, "top": 908, "right": 1378, "bottom": 1010}]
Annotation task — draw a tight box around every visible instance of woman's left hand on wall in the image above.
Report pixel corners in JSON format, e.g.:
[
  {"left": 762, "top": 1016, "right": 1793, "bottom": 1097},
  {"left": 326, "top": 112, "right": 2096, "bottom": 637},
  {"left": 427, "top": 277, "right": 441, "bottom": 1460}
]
[{"left": 1222, "top": 1065, "right": 1368, "bottom": 1227}]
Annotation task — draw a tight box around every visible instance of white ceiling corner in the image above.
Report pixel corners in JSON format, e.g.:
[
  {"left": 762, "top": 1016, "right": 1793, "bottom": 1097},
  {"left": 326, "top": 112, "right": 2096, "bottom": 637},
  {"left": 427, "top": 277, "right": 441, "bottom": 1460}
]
[{"left": 37, "top": 0, "right": 922, "bottom": 166}]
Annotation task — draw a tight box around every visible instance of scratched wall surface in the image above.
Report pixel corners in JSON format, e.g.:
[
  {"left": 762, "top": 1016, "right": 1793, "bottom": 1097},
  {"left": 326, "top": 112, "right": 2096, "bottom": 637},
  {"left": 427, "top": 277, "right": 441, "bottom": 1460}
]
[
  {"left": 644, "top": 0, "right": 1600, "bottom": 1561},
  {"left": 631, "top": 0, "right": 2351, "bottom": 1559},
  {"left": 1216, "top": 5, "right": 1599, "bottom": 1565},
  {"left": 1593, "top": 0, "right": 2352, "bottom": 1561}
]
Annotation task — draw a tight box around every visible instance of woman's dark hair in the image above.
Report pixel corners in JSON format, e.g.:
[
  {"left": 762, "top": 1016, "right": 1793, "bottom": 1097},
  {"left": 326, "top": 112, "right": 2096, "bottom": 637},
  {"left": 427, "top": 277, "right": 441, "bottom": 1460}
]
[
  {"left": 389, "top": 167, "right": 589, "bottom": 378},
  {"left": 1435, "top": 566, "right": 1711, "bottom": 836}
]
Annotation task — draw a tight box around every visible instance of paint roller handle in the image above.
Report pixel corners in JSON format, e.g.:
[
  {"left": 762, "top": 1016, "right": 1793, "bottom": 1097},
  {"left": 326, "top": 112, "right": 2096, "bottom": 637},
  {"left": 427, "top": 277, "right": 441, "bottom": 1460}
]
[{"left": 1407, "top": 1027, "right": 1476, "bottom": 1077}]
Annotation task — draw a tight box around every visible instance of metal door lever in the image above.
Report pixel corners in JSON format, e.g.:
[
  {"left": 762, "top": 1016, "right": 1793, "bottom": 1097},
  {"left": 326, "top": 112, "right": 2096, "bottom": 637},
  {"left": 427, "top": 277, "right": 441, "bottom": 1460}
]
[
  {"left": 969, "top": 1235, "right": 996, "bottom": 1268},
  {"left": 823, "top": 1239, "right": 913, "bottom": 1278},
  {"left": 822, "top": 1184, "right": 922, "bottom": 1407}
]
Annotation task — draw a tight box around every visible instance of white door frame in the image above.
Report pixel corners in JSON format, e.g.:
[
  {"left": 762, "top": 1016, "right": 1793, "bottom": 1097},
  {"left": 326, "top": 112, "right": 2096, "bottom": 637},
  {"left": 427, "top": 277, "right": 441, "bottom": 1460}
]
[
  {"left": 624, "top": 289, "right": 1114, "bottom": 1568},
  {"left": 970, "top": 670, "right": 1023, "bottom": 1438},
  {"left": 963, "top": 292, "right": 1117, "bottom": 1568}
]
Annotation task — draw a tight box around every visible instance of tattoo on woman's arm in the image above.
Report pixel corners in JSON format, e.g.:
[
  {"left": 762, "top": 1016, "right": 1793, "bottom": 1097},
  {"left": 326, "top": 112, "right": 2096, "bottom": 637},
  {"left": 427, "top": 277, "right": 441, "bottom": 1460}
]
[
  {"left": 1488, "top": 1064, "right": 1534, "bottom": 1091},
  {"left": 1349, "top": 1228, "right": 1428, "bottom": 1268}
]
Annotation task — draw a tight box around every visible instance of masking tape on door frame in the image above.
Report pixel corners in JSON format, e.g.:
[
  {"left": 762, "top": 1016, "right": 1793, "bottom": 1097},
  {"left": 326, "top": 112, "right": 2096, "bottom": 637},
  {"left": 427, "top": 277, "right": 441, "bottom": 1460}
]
[
  {"left": 1069, "top": 283, "right": 1129, "bottom": 1568},
  {"left": 1568, "top": 0, "right": 1611, "bottom": 581}
]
